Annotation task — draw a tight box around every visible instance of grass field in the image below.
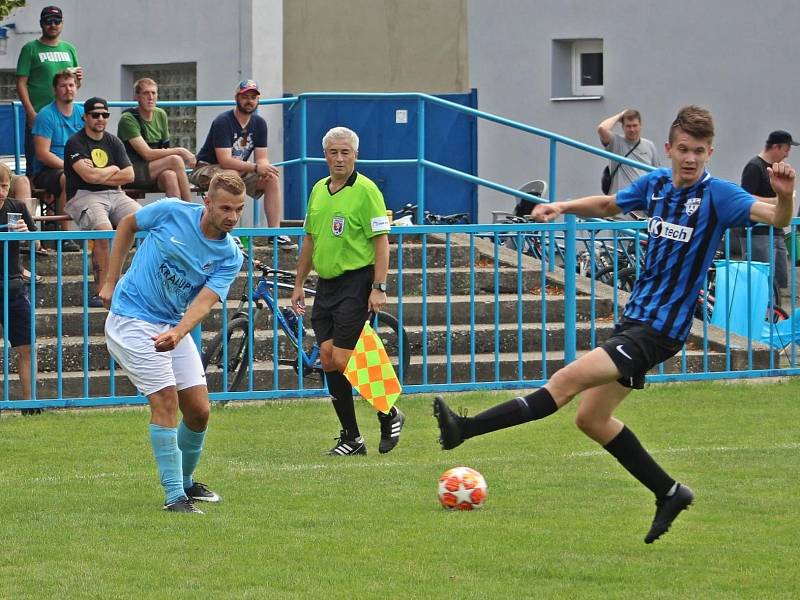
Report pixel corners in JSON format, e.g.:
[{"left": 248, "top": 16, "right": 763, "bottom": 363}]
[{"left": 1, "top": 381, "right": 798, "bottom": 599}]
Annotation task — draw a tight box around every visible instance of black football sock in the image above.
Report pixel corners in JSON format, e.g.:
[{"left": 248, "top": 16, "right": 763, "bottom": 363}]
[
  {"left": 463, "top": 388, "right": 558, "bottom": 438},
  {"left": 603, "top": 425, "right": 675, "bottom": 498},
  {"left": 325, "top": 370, "right": 360, "bottom": 439}
]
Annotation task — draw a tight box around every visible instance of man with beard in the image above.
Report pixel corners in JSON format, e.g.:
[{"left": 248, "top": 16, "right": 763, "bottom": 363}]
[
  {"left": 63, "top": 97, "right": 140, "bottom": 307},
  {"left": 31, "top": 69, "right": 83, "bottom": 232},
  {"left": 191, "top": 80, "right": 295, "bottom": 249},
  {"left": 16, "top": 6, "right": 82, "bottom": 176},
  {"left": 100, "top": 171, "right": 245, "bottom": 513}
]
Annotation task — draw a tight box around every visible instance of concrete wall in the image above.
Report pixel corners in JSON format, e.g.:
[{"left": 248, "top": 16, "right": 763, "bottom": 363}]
[
  {"left": 468, "top": 0, "right": 800, "bottom": 222},
  {"left": 283, "top": 0, "right": 468, "bottom": 93}
]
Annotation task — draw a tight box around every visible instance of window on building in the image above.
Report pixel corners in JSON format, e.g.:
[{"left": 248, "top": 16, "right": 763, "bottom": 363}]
[
  {"left": 123, "top": 63, "right": 197, "bottom": 151},
  {"left": 0, "top": 70, "right": 18, "bottom": 100},
  {"left": 552, "top": 39, "right": 604, "bottom": 100}
]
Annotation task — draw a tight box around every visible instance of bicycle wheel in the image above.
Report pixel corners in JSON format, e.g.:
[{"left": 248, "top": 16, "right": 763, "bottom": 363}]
[
  {"left": 594, "top": 265, "right": 637, "bottom": 292},
  {"left": 369, "top": 311, "right": 412, "bottom": 383},
  {"left": 202, "top": 317, "right": 251, "bottom": 393}
]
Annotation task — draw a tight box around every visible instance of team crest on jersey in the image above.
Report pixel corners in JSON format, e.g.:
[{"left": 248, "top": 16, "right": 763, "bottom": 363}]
[
  {"left": 202, "top": 261, "right": 214, "bottom": 272},
  {"left": 685, "top": 197, "right": 702, "bottom": 216},
  {"left": 331, "top": 216, "right": 345, "bottom": 236}
]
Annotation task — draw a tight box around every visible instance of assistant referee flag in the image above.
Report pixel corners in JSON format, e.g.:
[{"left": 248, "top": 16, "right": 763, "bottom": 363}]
[{"left": 344, "top": 321, "right": 402, "bottom": 413}]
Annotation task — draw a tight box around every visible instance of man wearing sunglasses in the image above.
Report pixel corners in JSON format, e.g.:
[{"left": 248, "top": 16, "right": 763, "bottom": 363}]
[
  {"left": 16, "top": 5, "right": 82, "bottom": 177},
  {"left": 64, "top": 98, "right": 140, "bottom": 308}
]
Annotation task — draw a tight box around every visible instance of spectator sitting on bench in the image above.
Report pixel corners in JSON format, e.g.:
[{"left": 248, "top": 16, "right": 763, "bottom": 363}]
[
  {"left": 191, "top": 79, "right": 296, "bottom": 250},
  {"left": 64, "top": 97, "right": 140, "bottom": 308},
  {"left": 31, "top": 68, "right": 83, "bottom": 252},
  {"left": 117, "top": 78, "right": 196, "bottom": 202}
]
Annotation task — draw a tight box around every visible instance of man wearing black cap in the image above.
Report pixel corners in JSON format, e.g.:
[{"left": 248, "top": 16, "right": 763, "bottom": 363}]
[
  {"left": 63, "top": 98, "right": 139, "bottom": 308},
  {"left": 737, "top": 130, "right": 799, "bottom": 305},
  {"left": 191, "top": 79, "right": 295, "bottom": 249},
  {"left": 16, "top": 6, "right": 82, "bottom": 176}
]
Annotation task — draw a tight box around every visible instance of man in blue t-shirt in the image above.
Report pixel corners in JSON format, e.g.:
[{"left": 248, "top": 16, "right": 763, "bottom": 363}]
[
  {"left": 192, "top": 79, "right": 295, "bottom": 250},
  {"left": 433, "top": 106, "right": 796, "bottom": 544},
  {"left": 100, "top": 171, "right": 245, "bottom": 514},
  {"left": 32, "top": 69, "right": 83, "bottom": 229}
]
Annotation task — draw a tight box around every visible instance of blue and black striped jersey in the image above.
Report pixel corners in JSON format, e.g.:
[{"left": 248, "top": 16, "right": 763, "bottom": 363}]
[{"left": 615, "top": 168, "right": 756, "bottom": 341}]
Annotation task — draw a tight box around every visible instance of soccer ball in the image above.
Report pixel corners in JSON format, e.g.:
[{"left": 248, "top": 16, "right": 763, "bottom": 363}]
[{"left": 437, "top": 466, "right": 487, "bottom": 511}]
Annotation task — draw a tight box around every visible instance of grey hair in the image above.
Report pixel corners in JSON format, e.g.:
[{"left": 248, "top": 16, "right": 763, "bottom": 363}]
[{"left": 322, "top": 127, "right": 359, "bottom": 152}]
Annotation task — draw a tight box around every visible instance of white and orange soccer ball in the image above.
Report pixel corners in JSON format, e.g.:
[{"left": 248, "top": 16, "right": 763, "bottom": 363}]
[{"left": 437, "top": 466, "right": 487, "bottom": 511}]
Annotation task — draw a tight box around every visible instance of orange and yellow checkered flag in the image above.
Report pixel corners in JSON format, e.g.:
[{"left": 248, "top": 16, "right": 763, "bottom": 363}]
[{"left": 344, "top": 321, "right": 402, "bottom": 414}]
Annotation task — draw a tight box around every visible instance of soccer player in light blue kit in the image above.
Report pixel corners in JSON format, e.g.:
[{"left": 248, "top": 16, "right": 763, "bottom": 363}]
[
  {"left": 434, "top": 106, "right": 796, "bottom": 543},
  {"left": 100, "top": 170, "right": 245, "bottom": 513}
]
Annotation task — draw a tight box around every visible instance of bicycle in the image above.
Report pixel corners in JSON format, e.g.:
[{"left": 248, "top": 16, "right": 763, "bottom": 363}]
[
  {"left": 391, "top": 203, "right": 470, "bottom": 225},
  {"left": 202, "top": 264, "right": 411, "bottom": 393}
]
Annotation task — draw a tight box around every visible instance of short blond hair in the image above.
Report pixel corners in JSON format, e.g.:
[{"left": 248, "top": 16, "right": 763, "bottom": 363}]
[
  {"left": 0, "top": 162, "right": 11, "bottom": 183},
  {"left": 134, "top": 77, "right": 158, "bottom": 95},
  {"left": 208, "top": 170, "right": 245, "bottom": 197}
]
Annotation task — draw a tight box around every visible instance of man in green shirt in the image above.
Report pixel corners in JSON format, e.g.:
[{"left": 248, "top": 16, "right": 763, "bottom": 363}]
[
  {"left": 16, "top": 6, "right": 82, "bottom": 175},
  {"left": 291, "top": 126, "right": 405, "bottom": 456},
  {"left": 117, "top": 78, "right": 196, "bottom": 201}
]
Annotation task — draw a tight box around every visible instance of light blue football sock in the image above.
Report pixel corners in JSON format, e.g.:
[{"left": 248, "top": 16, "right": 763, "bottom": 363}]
[
  {"left": 149, "top": 424, "right": 185, "bottom": 505},
  {"left": 177, "top": 420, "right": 207, "bottom": 489}
]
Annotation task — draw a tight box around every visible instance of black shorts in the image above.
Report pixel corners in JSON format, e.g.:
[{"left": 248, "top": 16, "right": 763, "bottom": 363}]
[
  {"left": 600, "top": 319, "right": 683, "bottom": 389},
  {"left": 311, "top": 265, "right": 374, "bottom": 350},
  {"left": 32, "top": 168, "right": 64, "bottom": 199},
  {"left": 1, "top": 281, "right": 33, "bottom": 347}
]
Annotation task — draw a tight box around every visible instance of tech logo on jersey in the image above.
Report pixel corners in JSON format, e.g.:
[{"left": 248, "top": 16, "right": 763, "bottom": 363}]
[
  {"left": 331, "top": 215, "right": 345, "bottom": 236},
  {"left": 685, "top": 197, "right": 702, "bottom": 216},
  {"left": 91, "top": 148, "right": 109, "bottom": 167},
  {"left": 647, "top": 216, "right": 693, "bottom": 243}
]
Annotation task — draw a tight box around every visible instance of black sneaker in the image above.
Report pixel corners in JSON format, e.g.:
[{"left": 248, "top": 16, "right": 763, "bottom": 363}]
[
  {"left": 326, "top": 431, "right": 367, "bottom": 456},
  {"left": 185, "top": 481, "right": 221, "bottom": 503},
  {"left": 378, "top": 408, "right": 405, "bottom": 454},
  {"left": 88, "top": 294, "right": 103, "bottom": 309},
  {"left": 644, "top": 484, "right": 694, "bottom": 544},
  {"left": 432, "top": 395, "right": 466, "bottom": 450},
  {"left": 163, "top": 497, "right": 204, "bottom": 514}
]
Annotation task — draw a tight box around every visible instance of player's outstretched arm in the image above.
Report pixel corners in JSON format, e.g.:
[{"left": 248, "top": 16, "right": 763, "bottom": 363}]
[
  {"left": 532, "top": 195, "right": 620, "bottom": 222},
  {"left": 750, "top": 162, "right": 796, "bottom": 228}
]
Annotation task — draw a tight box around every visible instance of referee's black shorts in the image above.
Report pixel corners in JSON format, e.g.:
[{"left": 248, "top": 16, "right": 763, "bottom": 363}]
[
  {"left": 600, "top": 318, "right": 683, "bottom": 389},
  {"left": 311, "top": 265, "right": 374, "bottom": 350}
]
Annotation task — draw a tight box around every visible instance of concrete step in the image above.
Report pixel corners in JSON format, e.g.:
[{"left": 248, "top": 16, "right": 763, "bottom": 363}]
[
  {"left": 20, "top": 241, "right": 476, "bottom": 277},
  {"left": 27, "top": 294, "right": 615, "bottom": 337},
  {"left": 10, "top": 347, "right": 753, "bottom": 401},
  {"left": 5, "top": 319, "right": 741, "bottom": 375}
]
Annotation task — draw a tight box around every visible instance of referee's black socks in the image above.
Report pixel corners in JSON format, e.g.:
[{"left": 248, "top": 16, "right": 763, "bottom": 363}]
[
  {"left": 463, "top": 388, "right": 558, "bottom": 438},
  {"left": 325, "top": 370, "right": 361, "bottom": 439}
]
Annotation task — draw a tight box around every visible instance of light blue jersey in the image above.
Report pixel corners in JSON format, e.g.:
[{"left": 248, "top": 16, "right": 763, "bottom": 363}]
[{"left": 111, "top": 199, "right": 243, "bottom": 325}]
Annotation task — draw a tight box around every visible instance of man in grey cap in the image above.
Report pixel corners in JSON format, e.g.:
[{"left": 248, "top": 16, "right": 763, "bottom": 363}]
[{"left": 738, "top": 130, "right": 799, "bottom": 306}]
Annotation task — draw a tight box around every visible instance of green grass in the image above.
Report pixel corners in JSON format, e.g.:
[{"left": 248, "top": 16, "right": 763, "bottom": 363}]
[{"left": 1, "top": 381, "right": 798, "bottom": 599}]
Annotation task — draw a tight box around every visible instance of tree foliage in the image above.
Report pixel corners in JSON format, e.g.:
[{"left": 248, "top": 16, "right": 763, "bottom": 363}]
[{"left": 0, "top": 0, "right": 26, "bottom": 23}]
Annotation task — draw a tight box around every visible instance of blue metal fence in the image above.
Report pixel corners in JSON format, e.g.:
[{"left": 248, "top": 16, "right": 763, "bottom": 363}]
[{"left": 1, "top": 93, "right": 798, "bottom": 411}]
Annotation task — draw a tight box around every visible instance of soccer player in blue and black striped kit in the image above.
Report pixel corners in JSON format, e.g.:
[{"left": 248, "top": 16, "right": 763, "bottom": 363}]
[{"left": 434, "top": 105, "right": 796, "bottom": 543}]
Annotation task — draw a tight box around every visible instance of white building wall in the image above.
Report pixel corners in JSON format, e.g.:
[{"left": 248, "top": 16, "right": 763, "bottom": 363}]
[{"left": 468, "top": 0, "right": 800, "bottom": 222}]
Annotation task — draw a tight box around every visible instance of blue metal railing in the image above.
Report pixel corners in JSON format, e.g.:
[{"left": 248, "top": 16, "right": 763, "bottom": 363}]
[{"left": 2, "top": 93, "right": 796, "bottom": 411}]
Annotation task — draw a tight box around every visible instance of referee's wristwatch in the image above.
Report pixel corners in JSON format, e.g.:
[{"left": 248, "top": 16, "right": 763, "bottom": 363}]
[{"left": 371, "top": 282, "right": 387, "bottom": 292}]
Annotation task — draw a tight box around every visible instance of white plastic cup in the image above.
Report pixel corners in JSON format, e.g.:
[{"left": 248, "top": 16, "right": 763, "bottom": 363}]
[{"left": 6, "top": 212, "right": 22, "bottom": 229}]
